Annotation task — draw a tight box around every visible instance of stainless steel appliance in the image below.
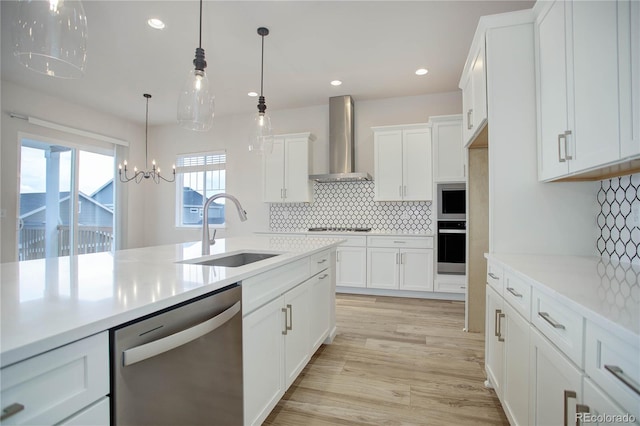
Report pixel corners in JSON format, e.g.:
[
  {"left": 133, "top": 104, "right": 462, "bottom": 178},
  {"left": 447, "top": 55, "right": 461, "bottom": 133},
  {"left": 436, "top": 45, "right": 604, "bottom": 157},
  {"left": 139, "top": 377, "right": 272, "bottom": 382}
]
[
  {"left": 437, "top": 183, "right": 466, "bottom": 221},
  {"left": 437, "top": 183, "right": 466, "bottom": 275},
  {"left": 111, "top": 285, "right": 243, "bottom": 426},
  {"left": 437, "top": 220, "right": 466, "bottom": 275}
]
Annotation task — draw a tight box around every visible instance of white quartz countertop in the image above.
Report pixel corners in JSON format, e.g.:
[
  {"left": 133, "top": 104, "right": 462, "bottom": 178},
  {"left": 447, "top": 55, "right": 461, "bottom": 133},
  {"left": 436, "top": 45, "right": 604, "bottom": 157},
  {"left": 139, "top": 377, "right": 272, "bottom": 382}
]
[
  {"left": 485, "top": 253, "right": 640, "bottom": 340},
  {"left": 0, "top": 235, "right": 344, "bottom": 368},
  {"left": 258, "top": 230, "right": 434, "bottom": 237}
]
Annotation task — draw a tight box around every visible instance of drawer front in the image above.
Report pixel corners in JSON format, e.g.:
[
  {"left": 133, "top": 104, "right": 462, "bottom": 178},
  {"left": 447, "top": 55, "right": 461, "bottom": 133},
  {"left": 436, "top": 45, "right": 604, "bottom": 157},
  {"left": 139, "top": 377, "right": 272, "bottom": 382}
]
[
  {"left": 1, "top": 332, "right": 109, "bottom": 426},
  {"left": 486, "top": 261, "right": 504, "bottom": 294},
  {"left": 321, "top": 234, "right": 367, "bottom": 247},
  {"left": 502, "top": 270, "right": 532, "bottom": 321},
  {"left": 435, "top": 275, "right": 466, "bottom": 294},
  {"left": 310, "top": 249, "right": 331, "bottom": 274},
  {"left": 532, "top": 289, "right": 584, "bottom": 367},
  {"left": 367, "top": 236, "right": 433, "bottom": 249},
  {"left": 57, "top": 397, "right": 109, "bottom": 426},
  {"left": 585, "top": 321, "right": 640, "bottom": 420}
]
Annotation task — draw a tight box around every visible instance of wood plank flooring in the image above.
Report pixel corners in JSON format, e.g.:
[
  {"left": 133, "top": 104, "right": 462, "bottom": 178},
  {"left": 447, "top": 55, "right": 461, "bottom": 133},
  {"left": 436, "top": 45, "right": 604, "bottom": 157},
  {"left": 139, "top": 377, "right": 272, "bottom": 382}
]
[{"left": 264, "top": 294, "right": 508, "bottom": 426}]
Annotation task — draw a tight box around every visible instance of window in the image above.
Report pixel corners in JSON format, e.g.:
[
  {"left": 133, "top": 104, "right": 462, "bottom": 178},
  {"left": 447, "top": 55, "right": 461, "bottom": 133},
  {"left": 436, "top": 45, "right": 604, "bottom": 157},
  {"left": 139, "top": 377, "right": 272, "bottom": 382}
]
[
  {"left": 175, "top": 151, "right": 226, "bottom": 227},
  {"left": 18, "top": 139, "right": 115, "bottom": 260}
]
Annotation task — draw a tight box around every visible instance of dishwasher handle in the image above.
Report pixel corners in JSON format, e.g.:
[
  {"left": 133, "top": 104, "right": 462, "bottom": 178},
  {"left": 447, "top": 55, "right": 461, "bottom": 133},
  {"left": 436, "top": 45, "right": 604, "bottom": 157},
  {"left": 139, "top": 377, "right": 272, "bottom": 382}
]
[{"left": 123, "top": 301, "right": 241, "bottom": 367}]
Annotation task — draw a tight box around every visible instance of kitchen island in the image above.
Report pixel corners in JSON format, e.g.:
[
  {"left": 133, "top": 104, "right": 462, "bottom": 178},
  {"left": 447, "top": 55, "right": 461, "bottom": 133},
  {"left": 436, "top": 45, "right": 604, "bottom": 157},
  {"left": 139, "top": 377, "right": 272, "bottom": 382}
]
[{"left": 0, "top": 235, "right": 343, "bottom": 425}]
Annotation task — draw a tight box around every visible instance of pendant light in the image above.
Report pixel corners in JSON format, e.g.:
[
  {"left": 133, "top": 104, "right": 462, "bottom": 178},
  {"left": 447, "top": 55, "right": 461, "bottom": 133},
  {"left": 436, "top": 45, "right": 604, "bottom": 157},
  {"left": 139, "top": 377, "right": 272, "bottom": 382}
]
[
  {"left": 12, "top": 0, "right": 88, "bottom": 79},
  {"left": 248, "top": 27, "right": 274, "bottom": 154},
  {"left": 119, "top": 94, "right": 175, "bottom": 184},
  {"left": 177, "top": 0, "right": 214, "bottom": 131}
]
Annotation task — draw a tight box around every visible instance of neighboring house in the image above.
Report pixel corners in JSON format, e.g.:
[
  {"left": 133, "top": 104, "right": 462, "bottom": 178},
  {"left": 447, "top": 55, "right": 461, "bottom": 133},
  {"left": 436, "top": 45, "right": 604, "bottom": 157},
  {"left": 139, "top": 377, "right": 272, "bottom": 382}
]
[
  {"left": 20, "top": 191, "right": 114, "bottom": 228},
  {"left": 182, "top": 188, "right": 225, "bottom": 225},
  {"left": 90, "top": 180, "right": 114, "bottom": 211}
]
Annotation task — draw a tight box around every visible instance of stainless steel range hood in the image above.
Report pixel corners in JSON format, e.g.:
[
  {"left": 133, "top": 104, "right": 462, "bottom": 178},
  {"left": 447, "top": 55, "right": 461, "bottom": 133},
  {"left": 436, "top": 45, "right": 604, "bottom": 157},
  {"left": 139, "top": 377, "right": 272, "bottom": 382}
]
[{"left": 310, "top": 95, "right": 372, "bottom": 183}]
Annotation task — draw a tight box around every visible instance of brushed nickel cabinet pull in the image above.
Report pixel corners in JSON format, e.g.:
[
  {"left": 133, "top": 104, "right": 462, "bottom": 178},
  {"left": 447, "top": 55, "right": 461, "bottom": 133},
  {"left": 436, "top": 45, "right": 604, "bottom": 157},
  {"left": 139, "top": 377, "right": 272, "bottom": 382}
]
[
  {"left": 317, "top": 258, "right": 327, "bottom": 264},
  {"left": 538, "top": 311, "right": 566, "bottom": 329},
  {"left": 282, "top": 307, "right": 288, "bottom": 335},
  {"left": 564, "top": 130, "right": 573, "bottom": 160},
  {"left": 494, "top": 309, "right": 501, "bottom": 338},
  {"left": 319, "top": 274, "right": 329, "bottom": 279},
  {"left": 604, "top": 365, "right": 640, "bottom": 396},
  {"left": 488, "top": 272, "right": 499, "bottom": 280},
  {"left": 497, "top": 312, "right": 505, "bottom": 342},
  {"left": 576, "top": 403, "right": 590, "bottom": 425},
  {"left": 286, "top": 304, "right": 293, "bottom": 331},
  {"left": 563, "top": 390, "right": 577, "bottom": 426},
  {"left": 467, "top": 109, "right": 473, "bottom": 130},
  {"left": 1, "top": 403, "right": 25, "bottom": 421},
  {"left": 558, "top": 133, "right": 566, "bottom": 162},
  {"left": 506, "top": 287, "right": 523, "bottom": 298}
]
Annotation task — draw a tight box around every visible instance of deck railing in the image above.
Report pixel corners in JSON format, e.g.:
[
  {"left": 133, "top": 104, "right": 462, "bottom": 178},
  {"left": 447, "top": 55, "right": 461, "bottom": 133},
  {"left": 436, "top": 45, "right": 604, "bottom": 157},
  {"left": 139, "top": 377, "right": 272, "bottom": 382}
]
[{"left": 19, "top": 225, "right": 114, "bottom": 261}]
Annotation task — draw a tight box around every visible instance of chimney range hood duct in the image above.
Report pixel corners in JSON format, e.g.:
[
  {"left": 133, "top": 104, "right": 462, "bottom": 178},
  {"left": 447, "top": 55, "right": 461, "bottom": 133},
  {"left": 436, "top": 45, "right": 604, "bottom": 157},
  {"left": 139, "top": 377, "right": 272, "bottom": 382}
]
[{"left": 310, "top": 95, "right": 372, "bottom": 183}]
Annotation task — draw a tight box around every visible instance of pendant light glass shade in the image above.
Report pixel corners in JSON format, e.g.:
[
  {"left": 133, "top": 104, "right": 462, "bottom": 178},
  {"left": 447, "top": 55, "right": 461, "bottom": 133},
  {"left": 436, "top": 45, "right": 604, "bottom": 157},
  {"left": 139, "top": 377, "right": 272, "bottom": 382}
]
[
  {"left": 249, "top": 27, "right": 273, "bottom": 154},
  {"left": 177, "top": 0, "right": 214, "bottom": 132},
  {"left": 248, "top": 108, "right": 273, "bottom": 154},
  {"left": 177, "top": 66, "right": 215, "bottom": 131},
  {"left": 13, "top": 0, "right": 88, "bottom": 79}
]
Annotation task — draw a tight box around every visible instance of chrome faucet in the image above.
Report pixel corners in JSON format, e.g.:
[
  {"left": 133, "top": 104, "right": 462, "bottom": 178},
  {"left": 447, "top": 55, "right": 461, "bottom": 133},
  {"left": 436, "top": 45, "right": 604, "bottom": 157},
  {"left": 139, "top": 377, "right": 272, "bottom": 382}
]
[{"left": 201, "top": 193, "right": 248, "bottom": 255}]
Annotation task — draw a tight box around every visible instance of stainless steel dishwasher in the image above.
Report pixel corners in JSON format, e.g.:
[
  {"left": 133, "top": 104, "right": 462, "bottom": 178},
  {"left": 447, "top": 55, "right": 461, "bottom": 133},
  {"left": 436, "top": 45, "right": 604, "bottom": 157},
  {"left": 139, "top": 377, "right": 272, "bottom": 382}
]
[{"left": 111, "top": 284, "right": 243, "bottom": 425}]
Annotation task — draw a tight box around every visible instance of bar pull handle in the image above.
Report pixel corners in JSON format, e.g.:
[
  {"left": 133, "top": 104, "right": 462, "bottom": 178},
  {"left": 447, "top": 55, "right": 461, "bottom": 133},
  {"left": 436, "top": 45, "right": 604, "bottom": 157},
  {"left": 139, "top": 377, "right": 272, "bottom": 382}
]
[
  {"left": 604, "top": 365, "right": 640, "bottom": 396},
  {"left": 563, "top": 390, "right": 577, "bottom": 426},
  {"left": 1, "top": 403, "right": 25, "bottom": 421},
  {"left": 467, "top": 109, "right": 473, "bottom": 130},
  {"left": 488, "top": 272, "right": 499, "bottom": 280},
  {"left": 558, "top": 133, "right": 567, "bottom": 162},
  {"left": 393, "top": 241, "right": 407, "bottom": 244},
  {"left": 319, "top": 273, "right": 329, "bottom": 280},
  {"left": 506, "top": 287, "right": 523, "bottom": 298},
  {"left": 564, "top": 130, "right": 573, "bottom": 160},
  {"left": 123, "top": 301, "right": 241, "bottom": 366},
  {"left": 286, "top": 304, "right": 293, "bottom": 331},
  {"left": 494, "top": 309, "right": 504, "bottom": 341},
  {"left": 282, "top": 307, "right": 288, "bottom": 335},
  {"left": 576, "top": 404, "right": 590, "bottom": 425},
  {"left": 317, "top": 258, "right": 327, "bottom": 264},
  {"left": 538, "top": 311, "right": 566, "bottom": 330},
  {"left": 497, "top": 312, "right": 505, "bottom": 342},
  {"left": 396, "top": 253, "right": 399, "bottom": 264}
]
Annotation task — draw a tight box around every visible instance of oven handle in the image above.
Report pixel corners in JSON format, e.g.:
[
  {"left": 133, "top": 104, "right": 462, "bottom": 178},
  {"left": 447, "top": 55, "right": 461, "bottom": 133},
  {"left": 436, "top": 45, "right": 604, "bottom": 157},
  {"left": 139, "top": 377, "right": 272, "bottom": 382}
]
[
  {"left": 122, "top": 301, "right": 241, "bottom": 367},
  {"left": 438, "top": 229, "right": 466, "bottom": 234}
]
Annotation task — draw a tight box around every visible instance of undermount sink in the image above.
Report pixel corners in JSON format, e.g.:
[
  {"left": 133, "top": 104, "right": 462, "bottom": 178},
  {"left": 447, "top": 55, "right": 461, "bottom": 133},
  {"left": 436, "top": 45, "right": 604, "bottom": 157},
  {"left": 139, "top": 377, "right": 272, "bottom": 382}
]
[{"left": 179, "top": 252, "right": 281, "bottom": 268}]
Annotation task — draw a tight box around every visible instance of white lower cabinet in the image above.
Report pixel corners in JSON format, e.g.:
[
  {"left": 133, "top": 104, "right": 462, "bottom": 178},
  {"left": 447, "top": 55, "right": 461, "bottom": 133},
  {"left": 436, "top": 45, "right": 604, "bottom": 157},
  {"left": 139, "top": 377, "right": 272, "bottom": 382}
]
[
  {"left": 530, "top": 327, "right": 583, "bottom": 426},
  {"left": 336, "top": 246, "right": 367, "bottom": 288},
  {"left": 0, "top": 332, "right": 109, "bottom": 426},
  {"left": 502, "top": 301, "right": 530, "bottom": 426},
  {"left": 243, "top": 250, "right": 334, "bottom": 426},
  {"left": 366, "top": 237, "right": 434, "bottom": 292},
  {"left": 485, "top": 285, "right": 505, "bottom": 399},
  {"left": 582, "top": 377, "right": 637, "bottom": 426},
  {"left": 57, "top": 397, "right": 110, "bottom": 426}
]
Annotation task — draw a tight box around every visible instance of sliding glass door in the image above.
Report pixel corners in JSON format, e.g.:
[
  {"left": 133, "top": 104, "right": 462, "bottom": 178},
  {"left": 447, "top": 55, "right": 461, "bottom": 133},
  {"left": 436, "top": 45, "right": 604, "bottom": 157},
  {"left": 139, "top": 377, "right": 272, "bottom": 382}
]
[{"left": 18, "top": 138, "right": 115, "bottom": 260}]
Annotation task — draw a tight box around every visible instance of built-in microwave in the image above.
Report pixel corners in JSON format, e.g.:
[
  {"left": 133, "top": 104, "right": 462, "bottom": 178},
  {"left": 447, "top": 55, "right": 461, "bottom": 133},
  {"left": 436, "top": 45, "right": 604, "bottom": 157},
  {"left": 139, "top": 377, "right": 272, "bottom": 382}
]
[{"left": 437, "top": 183, "right": 466, "bottom": 221}]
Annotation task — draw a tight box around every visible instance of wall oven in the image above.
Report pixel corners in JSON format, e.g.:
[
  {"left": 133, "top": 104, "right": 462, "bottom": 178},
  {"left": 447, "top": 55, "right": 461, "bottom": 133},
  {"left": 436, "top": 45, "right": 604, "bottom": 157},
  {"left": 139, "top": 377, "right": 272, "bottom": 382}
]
[{"left": 437, "top": 183, "right": 466, "bottom": 275}]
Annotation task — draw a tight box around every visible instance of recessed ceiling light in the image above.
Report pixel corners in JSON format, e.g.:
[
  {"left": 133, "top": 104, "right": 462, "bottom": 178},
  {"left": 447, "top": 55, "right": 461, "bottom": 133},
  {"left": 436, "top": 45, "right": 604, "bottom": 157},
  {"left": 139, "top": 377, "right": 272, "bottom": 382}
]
[
  {"left": 248, "top": 92, "right": 258, "bottom": 97},
  {"left": 148, "top": 18, "right": 165, "bottom": 30},
  {"left": 330, "top": 80, "right": 342, "bottom": 86},
  {"left": 415, "top": 68, "right": 429, "bottom": 76}
]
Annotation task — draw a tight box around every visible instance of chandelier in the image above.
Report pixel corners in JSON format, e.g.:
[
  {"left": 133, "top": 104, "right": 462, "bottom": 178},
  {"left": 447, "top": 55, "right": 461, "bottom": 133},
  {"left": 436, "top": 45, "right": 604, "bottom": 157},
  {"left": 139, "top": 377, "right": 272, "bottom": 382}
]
[{"left": 119, "top": 94, "right": 175, "bottom": 184}]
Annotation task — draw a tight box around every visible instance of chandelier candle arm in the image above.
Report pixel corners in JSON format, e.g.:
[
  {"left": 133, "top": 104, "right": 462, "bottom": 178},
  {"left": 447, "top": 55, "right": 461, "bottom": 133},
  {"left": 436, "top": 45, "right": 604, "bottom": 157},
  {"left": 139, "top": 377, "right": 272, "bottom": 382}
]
[{"left": 119, "top": 94, "right": 175, "bottom": 184}]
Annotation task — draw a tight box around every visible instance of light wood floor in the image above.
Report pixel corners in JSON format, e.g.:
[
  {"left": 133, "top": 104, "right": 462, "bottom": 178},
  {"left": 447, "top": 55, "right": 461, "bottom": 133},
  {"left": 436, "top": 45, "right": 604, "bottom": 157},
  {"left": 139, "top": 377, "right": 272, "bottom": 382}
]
[{"left": 264, "top": 293, "right": 508, "bottom": 426}]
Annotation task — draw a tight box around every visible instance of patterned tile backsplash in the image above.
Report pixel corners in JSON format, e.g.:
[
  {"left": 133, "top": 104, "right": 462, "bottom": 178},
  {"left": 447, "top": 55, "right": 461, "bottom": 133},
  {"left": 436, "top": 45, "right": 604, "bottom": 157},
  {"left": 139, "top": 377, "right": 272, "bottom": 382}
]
[
  {"left": 597, "top": 173, "right": 640, "bottom": 264},
  {"left": 269, "top": 181, "right": 432, "bottom": 233}
]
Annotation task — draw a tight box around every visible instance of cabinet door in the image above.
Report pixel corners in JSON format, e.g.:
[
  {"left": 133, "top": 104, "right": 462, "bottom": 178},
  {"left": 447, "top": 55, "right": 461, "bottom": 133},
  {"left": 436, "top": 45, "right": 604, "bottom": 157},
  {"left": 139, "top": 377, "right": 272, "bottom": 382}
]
[
  {"left": 309, "top": 271, "right": 331, "bottom": 353},
  {"left": 283, "top": 136, "right": 311, "bottom": 203},
  {"left": 243, "top": 296, "right": 285, "bottom": 426},
  {"left": 620, "top": 0, "right": 640, "bottom": 158},
  {"left": 462, "top": 74, "right": 474, "bottom": 146},
  {"left": 433, "top": 119, "right": 464, "bottom": 182},
  {"left": 284, "top": 280, "right": 311, "bottom": 389},
  {"left": 536, "top": 0, "right": 570, "bottom": 180},
  {"left": 583, "top": 378, "right": 634, "bottom": 426},
  {"left": 570, "top": 0, "right": 620, "bottom": 172},
  {"left": 399, "top": 249, "right": 433, "bottom": 292},
  {"left": 374, "top": 130, "right": 403, "bottom": 201},
  {"left": 471, "top": 43, "right": 487, "bottom": 132},
  {"left": 336, "top": 246, "right": 367, "bottom": 288},
  {"left": 502, "top": 302, "right": 530, "bottom": 426},
  {"left": 402, "top": 128, "right": 432, "bottom": 201},
  {"left": 367, "top": 248, "right": 399, "bottom": 289},
  {"left": 530, "top": 327, "right": 582, "bottom": 426},
  {"left": 485, "top": 286, "right": 504, "bottom": 399},
  {"left": 263, "top": 138, "right": 285, "bottom": 202}
]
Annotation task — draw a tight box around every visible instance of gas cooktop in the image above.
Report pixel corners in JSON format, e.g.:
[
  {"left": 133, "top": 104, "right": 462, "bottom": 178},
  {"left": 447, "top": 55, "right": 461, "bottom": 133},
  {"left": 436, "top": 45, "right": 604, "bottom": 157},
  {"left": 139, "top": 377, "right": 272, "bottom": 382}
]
[{"left": 308, "top": 227, "right": 372, "bottom": 232}]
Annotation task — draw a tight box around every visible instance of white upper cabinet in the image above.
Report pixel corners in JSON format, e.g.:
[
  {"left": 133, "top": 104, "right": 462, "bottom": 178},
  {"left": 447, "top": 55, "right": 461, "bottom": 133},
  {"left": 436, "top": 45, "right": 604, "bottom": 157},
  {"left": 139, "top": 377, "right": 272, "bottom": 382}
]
[
  {"left": 535, "top": 0, "right": 640, "bottom": 181},
  {"left": 431, "top": 115, "right": 465, "bottom": 182},
  {"left": 461, "top": 42, "right": 488, "bottom": 147},
  {"left": 263, "top": 133, "right": 314, "bottom": 203},
  {"left": 373, "top": 124, "right": 433, "bottom": 201}
]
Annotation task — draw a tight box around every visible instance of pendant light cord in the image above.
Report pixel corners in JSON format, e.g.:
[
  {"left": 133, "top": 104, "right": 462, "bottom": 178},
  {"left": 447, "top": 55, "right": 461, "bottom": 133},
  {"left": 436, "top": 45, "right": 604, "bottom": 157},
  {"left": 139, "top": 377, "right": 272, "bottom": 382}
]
[
  {"left": 198, "top": 0, "right": 203, "bottom": 49},
  {"left": 260, "top": 34, "right": 265, "bottom": 96}
]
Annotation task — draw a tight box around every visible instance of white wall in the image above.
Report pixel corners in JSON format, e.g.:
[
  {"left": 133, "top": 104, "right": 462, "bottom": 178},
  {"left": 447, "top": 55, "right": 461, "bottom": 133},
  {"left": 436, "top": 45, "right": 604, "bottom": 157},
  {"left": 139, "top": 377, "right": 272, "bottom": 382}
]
[
  {"left": 143, "top": 91, "right": 462, "bottom": 247},
  {"left": 0, "top": 81, "right": 146, "bottom": 262}
]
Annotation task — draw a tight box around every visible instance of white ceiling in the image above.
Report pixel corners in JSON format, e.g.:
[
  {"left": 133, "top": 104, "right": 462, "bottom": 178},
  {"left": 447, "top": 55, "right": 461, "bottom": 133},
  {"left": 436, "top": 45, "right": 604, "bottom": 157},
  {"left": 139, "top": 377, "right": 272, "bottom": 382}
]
[{"left": 1, "top": 0, "right": 534, "bottom": 126}]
